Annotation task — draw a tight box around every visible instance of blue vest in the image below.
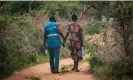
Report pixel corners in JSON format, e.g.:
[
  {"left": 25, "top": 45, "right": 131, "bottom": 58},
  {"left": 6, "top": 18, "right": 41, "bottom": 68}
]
[{"left": 44, "top": 22, "right": 62, "bottom": 48}]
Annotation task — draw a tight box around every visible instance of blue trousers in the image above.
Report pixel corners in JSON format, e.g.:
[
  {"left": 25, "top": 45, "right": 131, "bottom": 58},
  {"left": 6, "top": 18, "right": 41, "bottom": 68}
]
[{"left": 48, "top": 47, "right": 60, "bottom": 72}]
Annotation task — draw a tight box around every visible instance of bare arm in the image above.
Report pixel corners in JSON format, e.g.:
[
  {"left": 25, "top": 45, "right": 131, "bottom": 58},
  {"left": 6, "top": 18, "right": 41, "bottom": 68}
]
[
  {"left": 64, "top": 24, "right": 70, "bottom": 44},
  {"left": 58, "top": 25, "right": 65, "bottom": 40},
  {"left": 44, "top": 31, "right": 47, "bottom": 47},
  {"left": 57, "top": 25, "right": 65, "bottom": 47},
  {"left": 63, "top": 31, "right": 69, "bottom": 47},
  {"left": 65, "top": 31, "right": 69, "bottom": 41},
  {"left": 80, "top": 29, "right": 84, "bottom": 47},
  {"left": 59, "top": 31, "right": 65, "bottom": 40},
  {"left": 78, "top": 4, "right": 90, "bottom": 21}
]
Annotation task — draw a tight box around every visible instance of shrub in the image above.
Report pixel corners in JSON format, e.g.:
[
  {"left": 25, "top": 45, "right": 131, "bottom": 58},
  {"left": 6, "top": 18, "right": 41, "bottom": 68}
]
[
  {"left": 111, "top": 57, "right": 133, "bottom": 80},
  {"left": 93, "top": 64, "right": 113, "bottom": 80},
  {"left": 0, "top": 15, "right": 44, "bottom": 79},
  {"left": 89, "top": 54, "right": 103, "bottom": 72},
  {"left": 93, "top": 57, "right": 133, "bottom": 80},
  {"left": 86, "top": 21, "right": 103, "bottom": 35},
  {"left": 86, "top": 43, "right": 103, "bottom": 72}
]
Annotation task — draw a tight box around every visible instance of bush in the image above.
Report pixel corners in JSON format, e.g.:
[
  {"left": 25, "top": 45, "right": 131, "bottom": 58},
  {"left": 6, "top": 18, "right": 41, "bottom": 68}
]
[
  {"left": 86, "top": 43, "right": 103, "bottom": 72},
  {"left": 86, "top": 21, "right": 103, "bottom": 35},
  {"left": 0, "top": 2, "right": 43, "bottom": 15},
  {"left": 89, "top": 54, "right": 103, "bottom": 72},
  {"left": 87, "top": 44, "right": 113, "bottom": 80},
  {"left": 93, "top": 64, "right": 113, "bottom": 80},
  {"left": 0, "top": 15, "right": 44, "bottom": 79},
  {"left": 111, "top": 57, "right": 133, "bottom": 80},
  {"left": 90, "top": 56, "right": 133, "bottom": 80}
]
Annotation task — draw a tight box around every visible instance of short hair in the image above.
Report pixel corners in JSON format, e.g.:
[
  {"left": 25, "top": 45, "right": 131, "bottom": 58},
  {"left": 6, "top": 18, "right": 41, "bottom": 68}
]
[
  {"left": 49, "top": 15, "right": 55, "bottom": 22},
  {"left": 72, "top": 14, "right": 77, "bottom": 21}
]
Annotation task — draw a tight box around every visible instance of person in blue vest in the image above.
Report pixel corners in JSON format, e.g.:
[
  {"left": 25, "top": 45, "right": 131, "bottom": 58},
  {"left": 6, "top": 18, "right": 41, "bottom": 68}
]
[{"left": 44, "top": 15, "right": 65, "bottom": 74}]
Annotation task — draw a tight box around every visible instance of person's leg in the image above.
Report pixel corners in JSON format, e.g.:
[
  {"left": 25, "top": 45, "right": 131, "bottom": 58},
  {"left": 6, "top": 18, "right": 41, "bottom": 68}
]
[
  {"left": 54, "top": 47, "right": 60, "bottom": 73},
  {"left": 71, "top": 48, "right": 75, "bottom": 71},
  {"left": 75, "top": 57, "right": 80, "bottom": 72},
  {"left": 71, "top": 61, "right": 76, "bottom": 71},
  {"left": 48, "top": 48, "right": 55, "bottom": 73}
]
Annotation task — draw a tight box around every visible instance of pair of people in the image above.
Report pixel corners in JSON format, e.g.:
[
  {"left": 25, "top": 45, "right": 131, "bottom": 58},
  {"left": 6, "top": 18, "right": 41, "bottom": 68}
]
[
  {"left": 43, "top": 14, "right": 83, "bottom": 74},
  {"left": 44, "top": 14, "right": 83, "bottom": 73}
]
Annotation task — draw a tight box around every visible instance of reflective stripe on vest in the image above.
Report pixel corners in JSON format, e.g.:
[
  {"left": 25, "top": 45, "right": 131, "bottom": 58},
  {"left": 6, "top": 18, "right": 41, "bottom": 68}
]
[
  {"left": 47, "top": 34, "right": 59, "bottom": 37},
  {"left": 46, "top": 27, "right": 57, "bottom": 30}
]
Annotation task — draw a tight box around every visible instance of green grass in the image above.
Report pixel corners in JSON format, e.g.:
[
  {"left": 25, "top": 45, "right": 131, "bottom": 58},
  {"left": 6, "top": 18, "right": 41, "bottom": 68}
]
[
  {"left": 93, "top": 64, "right": 113, "bottom": 80},
  {"left": 36, "top": 54, "right": 49, "bottom": 64}
]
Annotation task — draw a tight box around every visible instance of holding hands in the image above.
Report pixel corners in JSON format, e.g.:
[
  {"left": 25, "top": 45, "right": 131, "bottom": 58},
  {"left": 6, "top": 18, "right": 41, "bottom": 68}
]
[{"left": 62, "top": 36, "right": 67, "bottom": 47}]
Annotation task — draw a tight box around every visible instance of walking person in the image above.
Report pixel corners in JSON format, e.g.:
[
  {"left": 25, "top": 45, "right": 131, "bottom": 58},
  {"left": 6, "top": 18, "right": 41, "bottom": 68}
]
[
  {"left": 43, "top": 15, "right": 64, "bottom": 74},
  {"left": 64, "top": 14, "right": 84, "bottom": 72},
  {"left": 63, "top": 5, "right": 89, "bottom": 72}
]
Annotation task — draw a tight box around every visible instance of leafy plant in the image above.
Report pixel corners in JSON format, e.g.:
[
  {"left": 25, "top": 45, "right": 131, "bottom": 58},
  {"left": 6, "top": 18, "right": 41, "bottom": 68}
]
[{"left": 86, "top": 21, "right": 102, "bottom": 35}]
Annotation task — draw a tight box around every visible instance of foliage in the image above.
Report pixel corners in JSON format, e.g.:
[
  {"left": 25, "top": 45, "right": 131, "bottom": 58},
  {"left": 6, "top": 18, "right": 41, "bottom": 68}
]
[
  {"left": 86, "top": 21, "right": 102, "bottom": 35},
  {"left": 87, "top": 1, "right": 110, "bottom": 20},
  {"left": 111, "top": 57, "right": 133, "bottom": 80},
  {"left": 92, "top": 57, "right": 133, "bottom": 80},
  {"left": 88, "top": 1, "right": 133, "bottom": 56},
  {"left": 43, "top": 2, "right": 82, "bottom": 19},
  {"left": 0, "top": 2, "right": 83, "bottom": 79},
  {"left": 0, "top": 15, "right": 44, "bottom": 79},
  {"left": 87, "top": 44, "right": 103, "bottom": 72},
  {"left": 93, "top": 64, "right": 113, "bottom": 80},
  {"left": 87, "top": 2, "right": 133, "bottom": 80},
  {"left": 0, "top": 1, "right": 43, "bottom": 15},
  {"left": 1, "top": 1, "right": 133, "bottom": 80}
]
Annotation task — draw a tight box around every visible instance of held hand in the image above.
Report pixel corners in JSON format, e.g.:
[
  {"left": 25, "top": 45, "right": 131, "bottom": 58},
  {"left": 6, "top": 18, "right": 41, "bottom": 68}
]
[
  {"left": 62, "top": 38, "right": 66, "bottom": 47},
  {"left": 62, "top": 43, "right": 65, "bottom": 47},
  {"left": 44, "top": 44, "right": 46, "bottom": 48},
  {"left": 44, "top": 44, "right": 47, "bottom": 49}
]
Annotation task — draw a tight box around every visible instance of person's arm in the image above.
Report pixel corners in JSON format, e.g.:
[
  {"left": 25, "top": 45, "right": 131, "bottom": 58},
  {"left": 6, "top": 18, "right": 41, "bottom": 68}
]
[
  {"left": 64, "top": 24, "right": 70, "bottom": 44},
  {"left": 81, "top": 29, "right": 84, "bottom": 47},
  {"left": 78, "top": 24, "right": 84, "bottom": 47},
  {"left": 65, "top": 31, "right": 69, "bottom": 41},
  {"left": 57, "top": 24, "right": 65, "bottom": 47},
  {"left": 62, "top": 31, "right": 69, "bottom": 47},
  {"left": 58, "top": 25, "right": 65, "bottom": 39},
  {"left": 44, "top": 30, "right": 47, "bottom": 47},
  {"left": 79, "top": 4, "right": 90, "bottom": 21}
]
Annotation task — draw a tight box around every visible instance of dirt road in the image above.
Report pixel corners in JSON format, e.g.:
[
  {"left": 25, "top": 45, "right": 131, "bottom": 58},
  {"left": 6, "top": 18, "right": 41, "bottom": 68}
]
[{"left": 5, "top": 57, "right": 95, "bottom": 80}]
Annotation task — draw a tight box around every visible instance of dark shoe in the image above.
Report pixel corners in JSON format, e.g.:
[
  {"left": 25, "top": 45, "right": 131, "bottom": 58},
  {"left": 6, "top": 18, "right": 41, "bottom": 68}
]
[
  {"left": 51, "top": 71, "right": 55, "bottom": 73},
  {"left": 54, "top": 71, "right": 60, "bottom": 74},
  {"left": 75, "top": 69, "right": 80, "bottom": 72},
  {"left": 71, "top": 67, "right": 75, "bottom": 71}
]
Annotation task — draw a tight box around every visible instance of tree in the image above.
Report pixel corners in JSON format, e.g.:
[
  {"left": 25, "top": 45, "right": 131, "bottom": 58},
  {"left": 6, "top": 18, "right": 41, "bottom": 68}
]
[{"left": 87, "top": 1, "right": 133, "bottom": 56}]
